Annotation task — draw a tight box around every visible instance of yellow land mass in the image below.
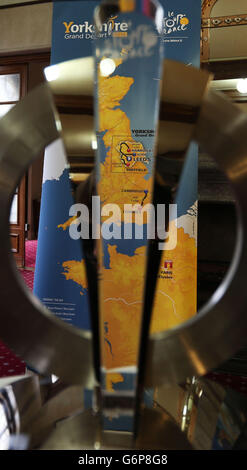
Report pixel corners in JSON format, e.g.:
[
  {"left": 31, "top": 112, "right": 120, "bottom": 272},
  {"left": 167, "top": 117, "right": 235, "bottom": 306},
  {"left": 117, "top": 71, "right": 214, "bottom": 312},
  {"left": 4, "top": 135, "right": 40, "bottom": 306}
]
[
  {"left": 57, "top": 215, "right": 77, "bottom": 231},
  {"left": 101, "top": 226, "right": 196, "bottom": 369},
  {"left": 61, "top": 260, "right": 88, "bottom": 295},
  {"left": 101, "top": 244, "right": 146, "bottom": 369},
  {"left": 151, "top": 223, "right": 197, "bottom": 333},
  {"left": 99, "top": 153, "right": 152, "bottom": 207},
  {"left": 98, "top": 59, "right": 151, "bottom": 216},
  {"left": 106, "top": 373, "right": 124, "bottom": 392},
  {"left": 100, "top": 108, "right": 132, "bottom": 149},
  {"left": 98, "top": 60, "right": 196, "bottom": 383},
  {"left": 98, "top": 59, "right": 152, "bottom": 379},
  {"left": 99, "top": 75, "right": 134, "bottom": 110},
  {"left": 58, "top": 217, "right": 88, "bottom": 295}
]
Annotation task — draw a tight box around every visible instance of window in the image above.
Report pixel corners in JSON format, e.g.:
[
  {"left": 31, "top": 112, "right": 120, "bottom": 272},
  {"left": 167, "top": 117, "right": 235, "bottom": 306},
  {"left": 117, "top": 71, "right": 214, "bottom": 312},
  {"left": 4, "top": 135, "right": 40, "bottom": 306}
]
[{"left": 0, "top": 66, "right": 26, "bottom": 116}]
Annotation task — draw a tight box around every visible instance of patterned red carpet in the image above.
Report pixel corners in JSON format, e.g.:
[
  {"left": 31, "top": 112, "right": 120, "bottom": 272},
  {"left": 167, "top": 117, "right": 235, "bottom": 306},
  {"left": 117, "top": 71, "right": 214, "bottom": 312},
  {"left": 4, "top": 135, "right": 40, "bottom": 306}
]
[
  {"left": 0, "top": 343, "right": 26, "bottom": 378},
  {"left": 24, "top": 239, "right": 37, "bottom": 269},
  {"left": 18, "top": 240, "right": 37, "bottom": 291},
  {"left": 19, "top": 269, "right": 34, "bottom": 291},
  {"left": 0, "top": 240, "right": 37, "bottom": 378}
]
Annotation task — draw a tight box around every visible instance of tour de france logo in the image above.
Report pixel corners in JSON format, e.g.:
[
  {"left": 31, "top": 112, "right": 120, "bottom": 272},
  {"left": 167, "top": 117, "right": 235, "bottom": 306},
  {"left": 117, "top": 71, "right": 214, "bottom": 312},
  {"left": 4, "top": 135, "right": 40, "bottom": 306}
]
[
  {"left": 180, "top": 17, "right": 189, "bottom": 26},
  {"left": 164, "top": 12, "right": 190, "bottom": 35}
]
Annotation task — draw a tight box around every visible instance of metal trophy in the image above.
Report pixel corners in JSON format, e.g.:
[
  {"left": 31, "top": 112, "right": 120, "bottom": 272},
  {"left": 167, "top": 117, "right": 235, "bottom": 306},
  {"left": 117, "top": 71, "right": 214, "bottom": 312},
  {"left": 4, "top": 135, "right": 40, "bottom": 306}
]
[{"left": 1, "top": 0, "right": 247, "bottom": 450}]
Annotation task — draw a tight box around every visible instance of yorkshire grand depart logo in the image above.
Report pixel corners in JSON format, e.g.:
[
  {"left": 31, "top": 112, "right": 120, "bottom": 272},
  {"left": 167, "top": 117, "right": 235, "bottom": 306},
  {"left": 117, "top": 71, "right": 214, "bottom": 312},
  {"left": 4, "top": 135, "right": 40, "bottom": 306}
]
[
  {"left": 63, "top": 16, "right": 128, "bottom": 40},
  {"left": 163, "top": 11, "right": 190, "bottom": 35},
  {"left": 63, "top": 16, "right": 158, "bottom": 58}
]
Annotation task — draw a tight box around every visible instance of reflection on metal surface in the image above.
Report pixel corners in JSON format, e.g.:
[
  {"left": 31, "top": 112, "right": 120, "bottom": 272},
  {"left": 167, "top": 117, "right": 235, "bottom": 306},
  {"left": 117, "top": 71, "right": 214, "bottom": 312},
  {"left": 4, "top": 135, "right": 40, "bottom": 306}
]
[
  {"left": 1, "top": 373, "right": 246, "bottom": 450},
  {"left": 155, "top": 377, "right": 247, "bottom": 450},
  {"left": 44, "top": 56, "right": 211, "bottom": 191},
  {"left": 28, "top": 382, "right": 86, "bottom": 449},
  {"left": 40, "top": 406, "right": 192, "bottom": 450},
  {"left": 146, "top": 88, "right": 247, "bottom": 388},
  {"left": 44, "top": 58, "right": 95, "bottom": 183},
  {"left": 0, "top": 387, "right": 19, "bottom": 450},
  {"left": 99, "top": 57, "right": 116, "bottom": 77},
  {"left": 0, "top": 374, "right": 41, "bottom": 450},
  {"left": 237, "top": 78, "right": 247, "bottom": 95},
  {"left": 40, "top": 409, "right": 100, "bottom": 450},
  {"left": 0, "top": 84, "right": 94, "bottom": 387},
  {"left": 135, "top": 407, "right": 193, "bottom": 450}
]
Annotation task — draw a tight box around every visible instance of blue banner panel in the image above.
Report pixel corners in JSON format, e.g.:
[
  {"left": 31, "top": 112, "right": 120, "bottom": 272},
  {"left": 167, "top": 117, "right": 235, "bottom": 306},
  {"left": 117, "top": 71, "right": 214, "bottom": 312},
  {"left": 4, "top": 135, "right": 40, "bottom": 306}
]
[{"left": 34, "top": 0, "right": 201, "bottom": 432}]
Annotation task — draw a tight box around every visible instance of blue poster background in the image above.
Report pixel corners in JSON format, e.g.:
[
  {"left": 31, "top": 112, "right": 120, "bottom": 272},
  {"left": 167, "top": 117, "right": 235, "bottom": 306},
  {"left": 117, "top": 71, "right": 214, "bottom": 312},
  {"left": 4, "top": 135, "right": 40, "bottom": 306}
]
[
  {"left": 35, "top": 0, "right": 201, "bottom": 342},
  {"left": 33, "top": 0, "right": 201, "bottom": 433}
]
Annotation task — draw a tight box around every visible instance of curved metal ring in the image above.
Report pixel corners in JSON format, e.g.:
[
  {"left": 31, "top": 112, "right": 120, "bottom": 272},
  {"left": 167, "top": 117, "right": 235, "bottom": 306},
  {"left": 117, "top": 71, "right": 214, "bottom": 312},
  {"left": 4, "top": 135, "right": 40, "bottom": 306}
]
[
  {"left": 1, "top": 67, "right": 247, "bottom": 390},
  {"left": 146, "top": 90, "right": 247, "bottom": 387},
  {"left": 0, "top": 84, "right": 94, "bottom": 387}
]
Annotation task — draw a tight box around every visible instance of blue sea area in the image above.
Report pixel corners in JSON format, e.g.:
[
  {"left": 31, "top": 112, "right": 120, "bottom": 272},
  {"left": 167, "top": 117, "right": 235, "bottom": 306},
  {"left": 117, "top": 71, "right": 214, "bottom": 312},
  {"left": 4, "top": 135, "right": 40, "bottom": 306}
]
[{"left": 34, "top": 169, "right": 91, "bottom": 330}]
